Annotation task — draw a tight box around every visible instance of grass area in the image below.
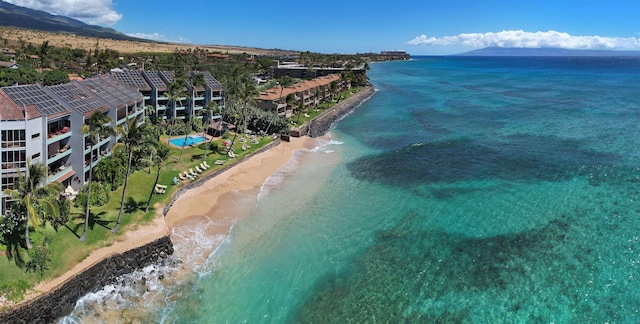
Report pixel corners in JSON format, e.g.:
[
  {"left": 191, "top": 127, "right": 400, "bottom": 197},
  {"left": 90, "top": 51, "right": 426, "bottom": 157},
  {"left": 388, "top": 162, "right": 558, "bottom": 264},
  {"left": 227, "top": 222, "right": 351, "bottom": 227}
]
[
  {"left": 289, "top": 87, "right": 365, "bottom": 127},
  {"left": 0, "top": 133, "right": 274, "bottom": 303}
]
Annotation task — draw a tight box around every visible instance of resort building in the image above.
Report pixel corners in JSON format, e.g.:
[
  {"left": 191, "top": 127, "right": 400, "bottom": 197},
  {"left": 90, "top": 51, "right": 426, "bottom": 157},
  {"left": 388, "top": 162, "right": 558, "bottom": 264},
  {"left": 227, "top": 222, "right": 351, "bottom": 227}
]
[
  {"left": 0, "top": 75, "right": 144, "bottom": 214},
  {"left": 271, "top": 60, "right": 366, "bottom": 80},
  {"left": 0, "top": 69, "right": 225, "bottom": 214},
  {"left": 256, "top": 74, "right": 347, "bottom": 115},
  {"left": 379, "top": 50, "right": 411, "bottom": 60},
  {"left": 112, "top": 70, "right": 225, "bottom": 122}
]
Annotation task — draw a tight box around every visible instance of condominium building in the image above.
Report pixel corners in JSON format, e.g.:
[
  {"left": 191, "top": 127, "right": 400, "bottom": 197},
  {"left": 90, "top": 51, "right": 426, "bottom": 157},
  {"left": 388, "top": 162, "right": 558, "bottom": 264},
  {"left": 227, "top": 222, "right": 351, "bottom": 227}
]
[
  {"left": 272, "top": 60, "right": 367, "bottom": 80},
  {"left": 0, "top": 75, "right": 145, "bottom": 214},
  {"left": 112, "top": 70, "right": 225, "bottom": 121},
  {"left": 256, "top": 74, "right": 347, "bottom": 115},
  {"left": 0, "top": 70, "right": 226, "bottom": 214}
]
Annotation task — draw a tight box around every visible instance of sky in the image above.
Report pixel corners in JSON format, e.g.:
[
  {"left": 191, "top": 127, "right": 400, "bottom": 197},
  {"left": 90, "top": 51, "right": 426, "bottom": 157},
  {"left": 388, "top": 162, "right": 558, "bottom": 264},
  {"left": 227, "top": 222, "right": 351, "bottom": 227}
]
[{"left": 3, "top": 0, "right": 640, "bottom": 55}]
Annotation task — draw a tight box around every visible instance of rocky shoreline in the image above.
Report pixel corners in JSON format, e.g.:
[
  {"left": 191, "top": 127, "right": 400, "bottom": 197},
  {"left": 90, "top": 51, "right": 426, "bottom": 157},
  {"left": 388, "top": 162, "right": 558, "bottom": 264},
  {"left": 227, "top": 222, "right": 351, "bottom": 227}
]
[
  {"left": 0, "top": 236, "right": 174, "bottom": 323},
  {"left": 292, "top": 86, "right": 375, "bottom": 138}
]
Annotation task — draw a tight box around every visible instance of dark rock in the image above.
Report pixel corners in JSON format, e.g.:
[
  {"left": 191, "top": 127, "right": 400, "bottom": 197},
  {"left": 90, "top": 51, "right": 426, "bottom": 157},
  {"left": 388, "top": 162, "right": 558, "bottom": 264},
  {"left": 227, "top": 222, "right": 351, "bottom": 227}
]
[{"left": 0, "top": 236, "right": 174, "bottom": 323}]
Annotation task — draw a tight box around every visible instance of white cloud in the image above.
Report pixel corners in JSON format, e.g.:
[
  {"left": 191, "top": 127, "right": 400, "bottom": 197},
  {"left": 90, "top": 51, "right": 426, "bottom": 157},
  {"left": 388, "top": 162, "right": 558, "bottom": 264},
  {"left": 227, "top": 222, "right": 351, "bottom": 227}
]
[
  {"left": 126, "top": 32, "right": 191, "bottom": 44},
  {"left": 5, "top": 0, "right": 122, "bottom": 26},
  {"left": 408, "top": 30, "right": 640, "bottom": 50}
]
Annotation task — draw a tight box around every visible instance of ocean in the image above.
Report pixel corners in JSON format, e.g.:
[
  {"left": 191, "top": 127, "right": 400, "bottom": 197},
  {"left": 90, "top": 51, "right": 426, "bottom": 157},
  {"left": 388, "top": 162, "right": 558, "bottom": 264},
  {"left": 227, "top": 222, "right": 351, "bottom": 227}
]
[{"left": 61, "top": 55, "right": 640, "bottom": 323}]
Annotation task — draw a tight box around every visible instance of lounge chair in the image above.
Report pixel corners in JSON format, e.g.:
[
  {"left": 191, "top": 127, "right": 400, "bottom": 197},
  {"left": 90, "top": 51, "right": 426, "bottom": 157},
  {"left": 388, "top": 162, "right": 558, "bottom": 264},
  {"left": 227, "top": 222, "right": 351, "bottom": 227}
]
[
  {"left": 173, "top": 177, "right": 180, "bottom": 185},
  {"left": 154, "top": 186, "right": 165, "bottom": 194},
  {"left": 228, "top": 151, "right": 237, "bottom": 158},
  {"left": 200, "top": 162, "right": 208, "bottom": 170},
  {"left": 184, "top": 171, "right": 194, "bottom": 180},
  {"left": 203, "top": 161, "right": 211, "bottom": 168},
  {"left": 190, "top": 168, "right": 199, "bottom": 177},
  {"left": 195, "top": 166, "right": 203, "bottom": 173},
  {"left": 214, "top": 160, "right": 225, "bottom": 165},
  {"left": 242, "top": 143, "right": 249, "bottom": 151},
  {"left": 179, "top": 173, "right": 187, "bottom": 181}
]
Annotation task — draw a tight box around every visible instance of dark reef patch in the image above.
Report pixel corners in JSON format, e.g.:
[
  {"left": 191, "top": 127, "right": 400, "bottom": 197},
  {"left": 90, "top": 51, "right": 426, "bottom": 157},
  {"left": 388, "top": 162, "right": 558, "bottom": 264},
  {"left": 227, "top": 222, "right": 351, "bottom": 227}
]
[{"left": 347, "top": 134, "right": 622, "bottom": 188}]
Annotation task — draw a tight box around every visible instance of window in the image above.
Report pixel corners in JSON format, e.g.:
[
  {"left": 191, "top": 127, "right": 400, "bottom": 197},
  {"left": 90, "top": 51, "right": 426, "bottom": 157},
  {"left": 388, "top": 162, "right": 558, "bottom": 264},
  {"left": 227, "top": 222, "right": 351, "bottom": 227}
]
[
  {"left": 1, "top": 130, "right": 26, "bottom": 148},
  {"left": 2, "top": 150, "right": 26, "bottom": 169},
  {"left": 1, "top": 175, "right": 17, "bottom": 190},
  {"left": 31, "top": 133, "right": 40, "bottom": 139},
  {"left": 32, "top": 152, "right": 41, "bottom": 160}
]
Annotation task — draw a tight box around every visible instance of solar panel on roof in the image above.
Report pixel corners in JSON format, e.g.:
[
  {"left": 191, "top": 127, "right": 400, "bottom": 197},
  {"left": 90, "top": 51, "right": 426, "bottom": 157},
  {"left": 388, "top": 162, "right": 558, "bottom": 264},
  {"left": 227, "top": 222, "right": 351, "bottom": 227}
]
[
  {"left": 2, "top": 85, "right": 69, "bottom": 117},
  {"left": 80, "top": 77, "right": 126, "bottom": 108},
  {"left": 197, "top": 71, "right": 224, "bottom": 89},
  {"left": 142, "top": 71, "right": 168, "bottom": 90},
  {"left": 47, "top": 83, "right": 104, "bottom": 115},
  {"left": 112, "top": 71, "right": 151, "bottom": 91}
]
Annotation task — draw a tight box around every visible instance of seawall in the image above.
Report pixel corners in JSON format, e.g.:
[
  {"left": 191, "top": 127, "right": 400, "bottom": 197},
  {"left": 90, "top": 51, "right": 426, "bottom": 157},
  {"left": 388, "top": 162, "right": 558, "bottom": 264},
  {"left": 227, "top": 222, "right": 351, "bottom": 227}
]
[
  {"left": 292, "top": 86, "right": 375, "bottom": 138},
  {"left": 0, "top": 236, "right": 174, "bottom": 323}
]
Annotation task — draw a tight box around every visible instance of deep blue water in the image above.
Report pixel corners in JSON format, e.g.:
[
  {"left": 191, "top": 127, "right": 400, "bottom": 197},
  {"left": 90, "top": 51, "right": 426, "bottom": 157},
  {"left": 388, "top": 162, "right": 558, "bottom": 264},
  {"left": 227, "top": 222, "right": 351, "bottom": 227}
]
[{"left": 63, "top": 56, "right": 640, "bottom": 323}]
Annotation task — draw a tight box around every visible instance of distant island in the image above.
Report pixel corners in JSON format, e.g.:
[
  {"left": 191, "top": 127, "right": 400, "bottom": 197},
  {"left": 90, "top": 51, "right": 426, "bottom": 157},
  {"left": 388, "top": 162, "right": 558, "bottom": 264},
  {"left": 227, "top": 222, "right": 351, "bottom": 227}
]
[{"left": 455, "top": 47, "right": 640, "bottom": 57}]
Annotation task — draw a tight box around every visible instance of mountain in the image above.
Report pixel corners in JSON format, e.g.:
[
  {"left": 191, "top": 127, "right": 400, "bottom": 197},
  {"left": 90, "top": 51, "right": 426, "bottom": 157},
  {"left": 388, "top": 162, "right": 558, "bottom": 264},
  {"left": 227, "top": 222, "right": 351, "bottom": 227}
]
[
  {"left": 0, "top": 0, "right": 143, "bottom": 41},
  {"left": 455, "top": 47, "right": 640, "bottom": 57}
]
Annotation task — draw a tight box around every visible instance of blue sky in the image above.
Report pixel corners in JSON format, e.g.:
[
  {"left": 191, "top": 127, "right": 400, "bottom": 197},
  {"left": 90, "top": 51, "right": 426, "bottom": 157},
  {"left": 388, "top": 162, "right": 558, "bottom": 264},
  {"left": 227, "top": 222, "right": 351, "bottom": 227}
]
[{"left": 4, "top": 0, "right": 640, "bottom": 55}]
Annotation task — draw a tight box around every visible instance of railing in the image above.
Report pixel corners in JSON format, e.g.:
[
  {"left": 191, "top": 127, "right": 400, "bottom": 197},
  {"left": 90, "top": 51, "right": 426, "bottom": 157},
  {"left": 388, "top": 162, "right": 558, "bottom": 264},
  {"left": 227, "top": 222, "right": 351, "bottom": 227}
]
[
  {"left": 47, "top": 147, "right": 71, "bottom": 164},
  {"left": 46, "top": 131, "right": 72, "bottom": 145},
  {"left": 48, "top": 165, "right": 72, "bottom": 182}
]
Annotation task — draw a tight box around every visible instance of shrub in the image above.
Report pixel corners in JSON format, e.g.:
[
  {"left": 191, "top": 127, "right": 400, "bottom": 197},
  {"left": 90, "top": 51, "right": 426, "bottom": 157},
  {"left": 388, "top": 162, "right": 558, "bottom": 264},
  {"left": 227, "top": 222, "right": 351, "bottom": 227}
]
[
  {"left": 0, "top": 279, "right": 30, "bottom": 303},
  {"left": 204, "top": 141, "right": 218, "bottom": 152},
  {"left": 74, "top": 181, "right": 110, "bottom": 208},
  {"left": 26, "top": 237, "right": 51, "bottom": 277}
]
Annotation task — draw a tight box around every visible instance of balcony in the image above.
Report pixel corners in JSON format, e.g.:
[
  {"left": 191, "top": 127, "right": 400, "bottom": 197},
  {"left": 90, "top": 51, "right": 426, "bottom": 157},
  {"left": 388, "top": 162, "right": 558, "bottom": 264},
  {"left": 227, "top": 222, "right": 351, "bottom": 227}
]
[
  {"left": 47, "top": 146, "right": 71, "bottom": 164},
  {"left": 46, "top": 129, "right": 72, "bottom": 145},
  {"left": 84, "top": 136, "right": 110, "bottom": 154},
  {"left": 84, "top": 150, "right": 111, "bottom": 172},
  {"left": 48, "top": 165, "right": 72, "bottom": 183}
]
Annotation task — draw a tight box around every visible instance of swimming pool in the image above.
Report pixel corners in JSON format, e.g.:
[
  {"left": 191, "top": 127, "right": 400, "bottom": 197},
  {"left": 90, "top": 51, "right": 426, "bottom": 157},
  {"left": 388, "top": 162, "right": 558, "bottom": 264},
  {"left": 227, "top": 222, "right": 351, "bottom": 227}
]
[{"left": 169, "top": 134, "right": 207, "bottom": 147}]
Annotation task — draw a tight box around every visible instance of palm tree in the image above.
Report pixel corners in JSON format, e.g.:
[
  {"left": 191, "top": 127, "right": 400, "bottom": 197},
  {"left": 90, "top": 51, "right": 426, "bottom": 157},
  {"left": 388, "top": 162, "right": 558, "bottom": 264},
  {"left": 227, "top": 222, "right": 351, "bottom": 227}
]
[
  {"left": 112, "top": 117, "right": 145, "bottom": 233},
  {"left": 145, "top": 142, "right": 170, "bottom": 212},
  {"left": 178, "top": 73, "right": 207, "bottom": 161},
  {"left": 79, "top": 111, "right": 114, "bottom": 242},
  {"left": 265, "top": 76, "right": 294, "bottom": 135},
  {"left": 164, "top": 78, "right": 188, "bottom": 137},
  {"left": 37, "top": 41, "right": 50, "bottom": 84},
  {"left": 144, "top": 105, "right": 156, "bottom": 121},
  {"left": 4, "top": 161, "right": 61, "bottom": 249},
  {"left": 203, "top": 101, "right": 222, "bottom": 160},
  {"left": 227, "top": 80, "right": 258, "bottom": 152}
]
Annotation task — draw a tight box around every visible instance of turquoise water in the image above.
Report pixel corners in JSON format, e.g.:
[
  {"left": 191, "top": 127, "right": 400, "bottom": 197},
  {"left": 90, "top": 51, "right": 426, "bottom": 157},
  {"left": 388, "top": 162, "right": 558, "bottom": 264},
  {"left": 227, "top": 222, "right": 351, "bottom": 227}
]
[
  {"left": 62, "top": 56, "right": 640, "bottom": 323},
  {"left": 169, "top": 135, "right": 206, "bottom": 147}
]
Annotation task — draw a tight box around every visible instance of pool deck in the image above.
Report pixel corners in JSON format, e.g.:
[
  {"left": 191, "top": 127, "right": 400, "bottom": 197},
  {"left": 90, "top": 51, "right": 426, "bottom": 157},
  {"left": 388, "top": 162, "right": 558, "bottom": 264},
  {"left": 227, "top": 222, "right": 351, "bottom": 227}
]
[{"left": 164, "top": 132, "right": 215, "bottom": 149}]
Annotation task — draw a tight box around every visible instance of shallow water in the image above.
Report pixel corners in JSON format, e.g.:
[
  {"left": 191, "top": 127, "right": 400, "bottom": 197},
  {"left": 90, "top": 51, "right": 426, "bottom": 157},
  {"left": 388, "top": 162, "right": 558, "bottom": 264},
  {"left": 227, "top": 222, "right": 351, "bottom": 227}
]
[{"left": 62, "top": 56, "right": 640, "bottom": 323}]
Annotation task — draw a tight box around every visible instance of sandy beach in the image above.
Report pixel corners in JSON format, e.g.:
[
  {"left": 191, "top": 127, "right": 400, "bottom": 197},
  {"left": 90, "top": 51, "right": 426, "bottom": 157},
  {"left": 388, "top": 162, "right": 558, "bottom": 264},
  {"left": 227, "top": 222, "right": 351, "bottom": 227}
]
[{"left": 23, "top": 136, "right": 310, "bottom": 303}]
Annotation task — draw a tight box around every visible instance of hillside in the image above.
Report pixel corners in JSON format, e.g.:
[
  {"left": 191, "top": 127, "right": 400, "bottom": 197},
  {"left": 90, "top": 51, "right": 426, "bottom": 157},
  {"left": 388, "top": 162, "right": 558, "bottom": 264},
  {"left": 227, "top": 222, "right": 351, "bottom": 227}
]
[
  {"left": 0, "top": 0, "right": 139, "bottom": 41},
  {"left": 0, "top": 26, "right": 298, "bottom": 56},
  {"left": 0, "top": 1, "right": 298, "bottom": 56}
]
